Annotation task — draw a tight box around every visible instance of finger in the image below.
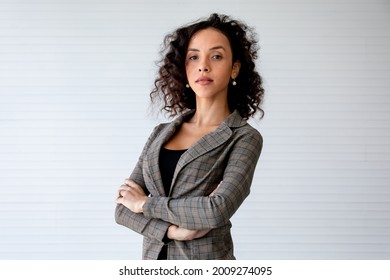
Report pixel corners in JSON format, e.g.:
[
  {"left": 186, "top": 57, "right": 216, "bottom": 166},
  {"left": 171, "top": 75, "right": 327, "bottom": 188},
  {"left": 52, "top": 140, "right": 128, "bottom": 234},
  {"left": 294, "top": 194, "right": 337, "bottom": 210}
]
[
  {"left": 116, "top": 187, "right": 131, "bottom": 200},
  {"left": 125, "top": 179, "right": 137, "bottom": 187},
  {"left": 116, "top": 186, "right": 124, "bottom": 199},
  {"left": 119, "top": 189, "right": 128, "bottom": 197},
  {"left": 118, "top": 184, "right": 131, "bottom": 191},
  {"left": 125, "top": 179, "right": 144, "bottom": 191},
  {"left": 126, "top": 180, "right": 143, "bottom": 192},
  {"left": 133, "top": 185, "right": 144, "bottom": 193},
  {"left": 125, "top": 180, "right": 145, "bottom": 193},
  {"left": 116, "top": 189, "right": 125, "bottom": 199}
]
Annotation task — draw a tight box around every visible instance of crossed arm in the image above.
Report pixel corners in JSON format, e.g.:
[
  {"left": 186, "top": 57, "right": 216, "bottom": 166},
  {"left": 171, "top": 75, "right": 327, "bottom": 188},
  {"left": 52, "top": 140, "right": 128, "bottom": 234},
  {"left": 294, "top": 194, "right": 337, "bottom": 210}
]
[
  {"left": 115, "top": 126, "right": 262, "bottom": 242},
  {"left": 115, "top": 179, "right": 221, "bottom": 241}
]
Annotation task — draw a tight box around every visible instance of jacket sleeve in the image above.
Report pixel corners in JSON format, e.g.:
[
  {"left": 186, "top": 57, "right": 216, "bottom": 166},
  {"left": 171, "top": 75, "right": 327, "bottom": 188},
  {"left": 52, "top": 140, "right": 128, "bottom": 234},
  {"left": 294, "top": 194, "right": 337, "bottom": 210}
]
[
  {"left": 142, "top": 129, "right": 263, "bottom": 230},
  {"left": 115, "top": 125, "right": 171, "bottom": 242}
]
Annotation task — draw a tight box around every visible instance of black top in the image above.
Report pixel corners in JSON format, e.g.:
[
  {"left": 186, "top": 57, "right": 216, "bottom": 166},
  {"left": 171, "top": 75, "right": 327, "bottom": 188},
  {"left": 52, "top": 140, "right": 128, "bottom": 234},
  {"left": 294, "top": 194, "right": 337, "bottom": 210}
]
[
  {"left": 159, "top": 147, "right": 187, "bottom": 196},
  {"left": 158, "top": 147, "right": 187, "bottom": 260}
]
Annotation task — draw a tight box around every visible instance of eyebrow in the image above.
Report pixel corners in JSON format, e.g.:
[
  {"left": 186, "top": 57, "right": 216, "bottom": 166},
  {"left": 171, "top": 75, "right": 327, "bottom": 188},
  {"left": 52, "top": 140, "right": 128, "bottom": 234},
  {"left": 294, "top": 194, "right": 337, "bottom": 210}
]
[{"left": 188, "top": 46, "right": 226, "bottom": 52}]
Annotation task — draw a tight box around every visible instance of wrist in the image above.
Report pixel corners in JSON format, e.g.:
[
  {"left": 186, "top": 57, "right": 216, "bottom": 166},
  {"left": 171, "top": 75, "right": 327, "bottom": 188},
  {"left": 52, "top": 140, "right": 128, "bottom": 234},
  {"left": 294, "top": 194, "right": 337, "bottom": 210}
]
[{"left": 138, "top": 197, "right": 148, "bottom": 213}]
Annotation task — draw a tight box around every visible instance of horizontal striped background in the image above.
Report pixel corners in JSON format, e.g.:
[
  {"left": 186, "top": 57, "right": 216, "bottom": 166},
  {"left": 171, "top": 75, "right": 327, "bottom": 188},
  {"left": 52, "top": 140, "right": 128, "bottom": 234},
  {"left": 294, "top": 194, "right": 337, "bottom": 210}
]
[{"left": 1, "top": 0, "right": 389, "bottom": 259}]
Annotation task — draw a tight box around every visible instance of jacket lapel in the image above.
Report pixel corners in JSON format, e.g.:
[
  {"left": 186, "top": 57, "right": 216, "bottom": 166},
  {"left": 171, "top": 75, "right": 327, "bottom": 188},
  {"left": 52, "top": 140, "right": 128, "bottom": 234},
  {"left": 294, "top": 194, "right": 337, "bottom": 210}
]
[
  {"left": 170, "top": 110, "right": 246, "bottom": 193},
  {"left": 146, "top": 110, "right": 194, "bottom": 196},
  {"left": 147, "top": 109, "right": 247, "bottom": 196}
]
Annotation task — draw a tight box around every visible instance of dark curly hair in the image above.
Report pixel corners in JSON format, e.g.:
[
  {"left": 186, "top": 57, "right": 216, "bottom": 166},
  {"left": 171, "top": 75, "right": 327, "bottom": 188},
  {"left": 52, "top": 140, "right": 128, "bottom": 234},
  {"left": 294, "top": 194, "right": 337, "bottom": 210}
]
[{"left": 150, "top": 13, "right": 264, "bottom": 119}]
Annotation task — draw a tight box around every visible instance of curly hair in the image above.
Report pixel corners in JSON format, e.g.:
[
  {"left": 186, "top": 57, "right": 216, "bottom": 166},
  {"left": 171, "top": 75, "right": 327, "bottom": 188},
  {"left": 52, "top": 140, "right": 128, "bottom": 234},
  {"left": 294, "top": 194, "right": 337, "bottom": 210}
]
[{"left": 150, "top": 13, "right": 264, "bottom": 119}]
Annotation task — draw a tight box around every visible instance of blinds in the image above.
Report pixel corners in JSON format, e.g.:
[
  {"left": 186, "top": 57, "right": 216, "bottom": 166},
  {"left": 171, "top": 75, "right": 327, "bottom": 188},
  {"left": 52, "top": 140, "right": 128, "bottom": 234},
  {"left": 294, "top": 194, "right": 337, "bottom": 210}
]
[{"left": 1, "top": 0, "right": 389, "bottom": 259}]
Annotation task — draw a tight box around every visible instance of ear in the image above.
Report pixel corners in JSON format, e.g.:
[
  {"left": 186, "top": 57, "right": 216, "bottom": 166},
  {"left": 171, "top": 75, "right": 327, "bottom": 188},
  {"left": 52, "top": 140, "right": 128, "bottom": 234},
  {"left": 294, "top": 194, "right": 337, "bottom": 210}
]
[{"left": 231, "top": 60, "right": 241, "bottom": 79}]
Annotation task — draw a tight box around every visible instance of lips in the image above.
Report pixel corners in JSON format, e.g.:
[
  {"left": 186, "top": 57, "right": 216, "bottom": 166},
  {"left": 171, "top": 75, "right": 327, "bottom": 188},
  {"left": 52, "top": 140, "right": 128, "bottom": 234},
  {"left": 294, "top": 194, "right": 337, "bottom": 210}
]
[{"left": 195, "top": 77, "right": 213, "bottom": 85}]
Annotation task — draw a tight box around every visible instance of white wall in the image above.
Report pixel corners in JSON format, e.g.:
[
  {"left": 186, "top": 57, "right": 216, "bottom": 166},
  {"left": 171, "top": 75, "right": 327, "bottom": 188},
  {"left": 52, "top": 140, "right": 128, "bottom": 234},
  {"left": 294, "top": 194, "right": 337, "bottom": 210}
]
[{"left": 1, "top": 0, "right": 389, "bottom": 260}]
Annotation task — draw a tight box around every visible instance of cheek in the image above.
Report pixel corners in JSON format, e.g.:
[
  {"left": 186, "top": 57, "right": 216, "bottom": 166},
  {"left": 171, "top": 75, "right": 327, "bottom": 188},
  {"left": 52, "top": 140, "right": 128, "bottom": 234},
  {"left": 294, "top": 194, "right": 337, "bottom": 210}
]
[
  {"left": 185, "top": 62, "right": 196, "bottom": 72},
  {"left": 185, "top": 64, "right": 198, "bottom": 80},
  {"left": 215, "top": 61, "right": 233, "bottom": 75},
  {"left": 219, "top": 66, "right": 233, "bottom": 81}
]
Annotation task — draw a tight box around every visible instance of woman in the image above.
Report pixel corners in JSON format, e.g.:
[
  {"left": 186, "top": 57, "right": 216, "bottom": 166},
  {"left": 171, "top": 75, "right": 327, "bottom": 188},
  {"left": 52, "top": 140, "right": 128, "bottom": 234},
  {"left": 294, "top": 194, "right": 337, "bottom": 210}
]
[{"left": 115, "top": 13, "right": 264, "bottom": 260}]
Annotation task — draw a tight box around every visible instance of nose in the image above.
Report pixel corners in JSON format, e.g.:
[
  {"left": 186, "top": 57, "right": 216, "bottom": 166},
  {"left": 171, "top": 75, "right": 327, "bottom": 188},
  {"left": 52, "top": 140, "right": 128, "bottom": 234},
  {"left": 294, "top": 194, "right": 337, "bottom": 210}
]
[{"left": 198, "top": 58, "right": 210, "bottom": 72}]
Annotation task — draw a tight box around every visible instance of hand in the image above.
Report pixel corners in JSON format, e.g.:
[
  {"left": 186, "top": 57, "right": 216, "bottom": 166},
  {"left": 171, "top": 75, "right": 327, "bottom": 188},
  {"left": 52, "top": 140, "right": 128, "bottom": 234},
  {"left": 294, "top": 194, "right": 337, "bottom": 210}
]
[
  {"left": 167, "top": 225, "right": 210, "bottom": 241},
  {"left": 115, "top": 179, "right": 148, "bottom": 213}
]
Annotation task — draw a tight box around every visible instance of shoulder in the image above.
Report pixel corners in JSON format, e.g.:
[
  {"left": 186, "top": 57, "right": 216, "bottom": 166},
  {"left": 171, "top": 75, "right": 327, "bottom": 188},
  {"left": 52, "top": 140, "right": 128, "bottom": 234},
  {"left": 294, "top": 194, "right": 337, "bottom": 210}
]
[
  {"left": 226, "top": 124, "right": 263, "bottom": 163},
  {"left": 155, "top": 110, "right": 194, "bottom": 130},
  {"left": 146, "top": 109, "right": 194, "bottom": 141},
  {"left": 233, "top": 123, "right": 263, "bottom": 148},
  {"left": 226, "top": 110, "right": 263, "bottom": 146}
]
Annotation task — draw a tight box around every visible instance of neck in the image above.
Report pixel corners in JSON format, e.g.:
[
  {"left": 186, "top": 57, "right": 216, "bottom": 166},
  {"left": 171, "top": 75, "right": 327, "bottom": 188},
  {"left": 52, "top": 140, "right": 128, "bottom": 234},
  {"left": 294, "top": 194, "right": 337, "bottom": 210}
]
[{"left": 189, "top": 101, "right": 231, "bottom": 127}]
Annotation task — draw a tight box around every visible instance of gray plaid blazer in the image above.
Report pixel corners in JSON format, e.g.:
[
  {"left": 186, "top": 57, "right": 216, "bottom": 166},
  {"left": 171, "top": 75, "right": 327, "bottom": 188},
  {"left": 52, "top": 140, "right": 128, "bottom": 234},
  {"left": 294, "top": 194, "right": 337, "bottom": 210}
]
[{"left": 115, "top": 109, "right": 263, "bottom": 259}]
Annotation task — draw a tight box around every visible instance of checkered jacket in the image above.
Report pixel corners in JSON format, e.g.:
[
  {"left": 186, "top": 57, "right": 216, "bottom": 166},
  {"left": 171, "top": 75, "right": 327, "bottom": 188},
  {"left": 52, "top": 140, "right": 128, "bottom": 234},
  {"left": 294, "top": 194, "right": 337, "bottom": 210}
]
[{"left": 115, "top": 110, "right": 263, "bottom": 259}]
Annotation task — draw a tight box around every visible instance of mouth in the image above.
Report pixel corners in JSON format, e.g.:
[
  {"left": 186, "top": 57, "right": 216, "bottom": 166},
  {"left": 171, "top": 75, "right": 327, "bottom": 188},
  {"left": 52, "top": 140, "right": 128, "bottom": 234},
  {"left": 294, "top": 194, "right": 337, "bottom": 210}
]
[{"left": 195, "top": 77, "right": 213, "bottom": 85}]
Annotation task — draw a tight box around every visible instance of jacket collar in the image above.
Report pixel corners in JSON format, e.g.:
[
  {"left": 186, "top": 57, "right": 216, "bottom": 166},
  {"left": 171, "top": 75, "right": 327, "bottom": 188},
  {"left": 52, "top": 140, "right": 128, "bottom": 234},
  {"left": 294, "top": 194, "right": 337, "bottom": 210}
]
[{"left": 222, "top": 109, "right": 247, "bottom": 128}]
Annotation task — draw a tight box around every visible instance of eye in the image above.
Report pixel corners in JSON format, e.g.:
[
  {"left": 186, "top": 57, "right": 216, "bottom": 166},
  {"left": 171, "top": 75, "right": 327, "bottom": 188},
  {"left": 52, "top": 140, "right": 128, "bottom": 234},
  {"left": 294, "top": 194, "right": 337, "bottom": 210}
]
[
  {"left": 188, "top": 55, "right": 198, "bottom": 61},
  {"left": 212, "top": 54, "right": 222, "bottom": 60}
]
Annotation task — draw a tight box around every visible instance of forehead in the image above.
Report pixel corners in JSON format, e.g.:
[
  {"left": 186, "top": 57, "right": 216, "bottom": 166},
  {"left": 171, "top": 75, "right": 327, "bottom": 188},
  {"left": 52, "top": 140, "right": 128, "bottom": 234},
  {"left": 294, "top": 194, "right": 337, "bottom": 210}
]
[{"left": 188, "top": 28, "right": 231, "bottom": 50}]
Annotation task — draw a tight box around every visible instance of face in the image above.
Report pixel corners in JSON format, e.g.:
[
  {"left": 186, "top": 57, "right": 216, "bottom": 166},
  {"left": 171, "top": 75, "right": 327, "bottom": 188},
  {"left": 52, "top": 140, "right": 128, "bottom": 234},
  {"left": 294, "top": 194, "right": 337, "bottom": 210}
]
[{"left": 185, "top": 28, "right": 240, "bottom": 102}]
